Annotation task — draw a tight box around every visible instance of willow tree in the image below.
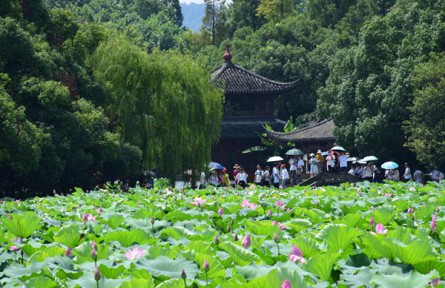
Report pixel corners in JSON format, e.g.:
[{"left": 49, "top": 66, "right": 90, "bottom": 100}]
[{"left": 91, "top": 36, "right": 223, "bottom": 181}]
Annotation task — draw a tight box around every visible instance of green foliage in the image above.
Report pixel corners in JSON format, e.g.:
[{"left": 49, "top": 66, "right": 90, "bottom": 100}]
[
  {"left": 256, "top": 0, "right": 294, "bottom": 23},
  {"left": 405, "top": 53, "right": 445, "bottom": 169},
  {"left": 92, "top": 36, "right": 223, "bottom": 181},
  {"left": 2, "top": 212, "right": 42, "bottom": 238}
]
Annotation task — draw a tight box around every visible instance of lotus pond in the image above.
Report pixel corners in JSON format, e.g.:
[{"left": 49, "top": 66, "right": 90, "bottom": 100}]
[{"left": 1, "top": 181, "right": 445, "bottom": 287}]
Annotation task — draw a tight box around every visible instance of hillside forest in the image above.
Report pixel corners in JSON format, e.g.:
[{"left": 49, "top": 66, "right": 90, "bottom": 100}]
[{"left": 1, "top": 0, "right": 445, "bottom": 196}]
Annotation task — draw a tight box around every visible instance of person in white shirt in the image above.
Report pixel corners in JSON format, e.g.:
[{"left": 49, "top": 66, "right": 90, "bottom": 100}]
[
  {"left": 338, "top": 152, "right": 349, "bottom": 172},
  {"left": 296, "top": 156, "right": 304, "bottom": 183},
  {"left": 361, "top": 164, "right": 373, "bottom": 181},
  {"left": 402, "top": 163, "right": 412, "bottom": 181},
  {"left": 272, "top": 163, "right": 281, "bottom": 188},
  {"left": 235, "top": 168, "right": 248, "bottom": 188},
  {"left": 326, "top": 151, "right": 336, "bottom": 173},
  {"left": 280, "top": 164, "right": 290, "bottom": 188},
  {"left": 254, "top": 165, "right": 263, "bottom": 185},
  {"left": 289, "top": 156, "right": 297, "bottom": 185}
]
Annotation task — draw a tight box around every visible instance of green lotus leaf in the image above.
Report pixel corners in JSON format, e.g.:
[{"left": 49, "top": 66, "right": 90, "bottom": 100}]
[
  {"left": 338, "top": 213, "right": 362, "bottom": 228},
  {"left": 149, "top": 245, "right": 181, "bottom": 259},
  {"left": 2, "top": 212, "right": 41, "bottom": 238},
  {"left": 66, "top": 272, "right": 124, "bottom": 288},
  {"left": 118, "top": 277, "right": 155, "bottom": 288},
  {"left": 219, "top": 241, "right": 262, "bottom": 266},
  {"left": 99, "top": 264, "right": 125, "bottom": 279},
  {"left": 286, "top": 219, "right": 312, "bottom": 233},
  {"left": 25, "top": 276, "right": 57, "bottom": 288},
  {"left": 54, "top": 225, "right": 82, "bottom": 248},
  {"left": 413, "top": 260, "right": 445, "bottom": 275},
  {"left": 154, "top": 278, "right": 185, "bottom": 288},
  {"left": 193, "top": 252, "right": 226, "bottom": 280},
  {"left": 73, "top": 241, "right": 110, "bottom": 263},
  {"left": 414, "top": 205, "right": 435, "bottom": 221},
  {"left": 47, "top": 256, "right": 83, "bottom": 279},
  {"left": 136, "top": 256, "right": 200, "bottom": 279},
  {"left": 245, "top": 220, "right": 280, "bottom": 236},
  {"left": 160, "top": 226, "right": 195, "bottom": 240},
  {"left": 108, "top": 215, "right": 125, "bottom": 229},
  {"left": 373, "top": 206, "right": 396, "bottom": 225},
  {"left": 183, "top": 240, "right": 213, "bottom": 255},
  {"left": 2, "top": 261, "right": 46, "bottom": 280},
  {"left": 371, "top": 271, "right": 432, "bottom": 288},
  {"left": 339, "top": 266, "right": 373, "bottom": 287},
  {"left": 360, "top": 233, "right": 394, "bottom": 259},
  {"left": 387, "top": 238, "right": 437, "bottom": 265},
  {"left": 317, "top": 224, "right": 361, "bottom": 254},
  {"left": 236, "top": 263, "right": 274, "bottom": 280},
  {"left": 244, "top": 267, "right": 309, "bottom": 288},
  {"left": 304, "top": 252, "right": 338, "bottom": 281},
  {"left": 102, "top": 229, "right": 149, "bottom": 247}
]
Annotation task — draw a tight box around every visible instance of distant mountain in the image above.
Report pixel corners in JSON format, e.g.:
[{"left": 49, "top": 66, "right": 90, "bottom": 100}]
[{"left": 181, "top": 3, "right": 205, "bottom": 32}]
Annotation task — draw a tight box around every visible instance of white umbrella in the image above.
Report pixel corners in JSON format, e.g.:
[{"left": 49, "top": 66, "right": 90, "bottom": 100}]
[
  {"left": 267, "top": 156, "right": 284, "bottom": 163},
  {"left": 347, "top": 157, "right": 359, "bottom": 162},
  {"left": 285, "top": 148, "right": 304, "bottom": 156},
  {"left": 362, "top": 156, "right": 378, "bottom": 162},
  {"left": 330, "top": 146, "right": 346, "bottom": 152}
]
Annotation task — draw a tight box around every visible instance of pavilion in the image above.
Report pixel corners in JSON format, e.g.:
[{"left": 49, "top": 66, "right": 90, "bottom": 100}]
[{"left": 210, "top": 46, "right": 298, "bottom": 175}]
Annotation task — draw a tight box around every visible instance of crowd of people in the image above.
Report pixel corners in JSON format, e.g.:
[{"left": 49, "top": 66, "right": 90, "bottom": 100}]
[{"left": 199, "top": 149, "right": 444, "bottom": 189}]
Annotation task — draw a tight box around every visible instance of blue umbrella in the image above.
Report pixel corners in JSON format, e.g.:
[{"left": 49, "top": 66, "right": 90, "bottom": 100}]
[
  {"left": 209, "top": 162, "right": 224, "bottom": 170},
  {"left": 381, "top": 161, "right": 399, "bottom": 170}
]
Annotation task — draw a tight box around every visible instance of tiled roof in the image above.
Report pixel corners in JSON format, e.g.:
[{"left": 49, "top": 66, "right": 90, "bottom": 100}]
[
  {"left": 211, "top": 62, "right": 298, "bottom": 96},
  {"left": 265, "top": 119, "right": 335, "bottom": 143},
  {"left": 221, "top": 118, "right": 286, "bottom": 140}
]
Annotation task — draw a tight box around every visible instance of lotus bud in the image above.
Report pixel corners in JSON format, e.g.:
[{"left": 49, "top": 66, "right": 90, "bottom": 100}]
[
  {"left": 370, "top": 217, "right": 375, "bottom": 228},
  {"left": 91, "top": 247, "right": 97, "bottom": 259},
  {"left": 407, "top": 207, "right": 414, "bottom": 214},
  {"left": 218, "top": 207, "right": 224, "bottom": 216},
  {"left": 242, "top": 234, "right": 251, "bottom": 248},
  {"left": 151, "top": 217, "right": 155, "bottom": 225},
  {"left": 431, "top": 218, "right": 437, "bottom": 233},
  {"left": 281, "top": 279, "right": 292, "bottom": 288},
  {"left": 430, "top": 278, "right": 440, "bottom": 286},
  {"left": 94, "top": 267, "right": 101, "bottom": 282},
  {"left": 8, "top": 213, "right": 12, "bottom": 220},
  {"left": 9, "top": 245, "right": 19, "bottom": 251},
  {"left": 273, "top": 233, "right": 280, "bottom": 243},
  {"left": 203, "top": 259, "right": 210, "bottom": 272},
  {"left": 16, "top": 237, "right": 23, "bottom": 244},
  {"left": 268, "top": 209, "right": 272, "bottom": 216},
  {"left": 65, "top": 247, "right": 73, "bottom": 257},
  {"left": 233, "top": 234, "right": 238, "bottom": 241},
  {"left": 82, "top": 213, "right": 88, "bottom": 222},
  {"left": 97, "top": 207, "right": 103, "bottom": 214},
  {"left": 92, "top": 241, "right": 98, "bottom": 251},
  {"left": 181, "top": 269, "right": 187, "bottom": 280},
  {"left": 214, "top": 235, "right": 220, "bottom": 245},
  {"left": 227, "top": 225, "right": 232, "bottom": 232}
]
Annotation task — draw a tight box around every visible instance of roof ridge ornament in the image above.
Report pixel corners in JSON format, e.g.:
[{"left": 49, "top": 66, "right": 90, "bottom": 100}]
[{"left": 223, "top": 44, "right": 232, "bottom": 63}]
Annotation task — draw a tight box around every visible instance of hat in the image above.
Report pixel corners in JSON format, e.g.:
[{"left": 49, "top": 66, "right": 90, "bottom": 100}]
[
  {"left": 310, "top": 153, "right": 315, "bottom": 157},
  {"left": 233, "top": 164, "right": 240, "bottom": 169},
  {"left": 317, "top": 150, "right": 322, "bottom": 154}
]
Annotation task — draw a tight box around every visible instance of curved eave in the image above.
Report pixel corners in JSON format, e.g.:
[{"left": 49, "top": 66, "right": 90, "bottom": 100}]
[
  {"left": 211, "top": 63, "right": 298, "bottom": 96},
  {"left": 265, "top": 119, "right": 335, "bottom": 143}
]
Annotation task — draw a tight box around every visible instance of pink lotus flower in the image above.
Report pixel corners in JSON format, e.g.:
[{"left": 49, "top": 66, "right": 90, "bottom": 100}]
[
  {"left": 430, "top": 278, "right": 440, "bottom": 286},
  {"left": 272, "top": 220, "right": 278, "bottom": 226},
  {"left": 279, "top": 224, "right": 286, "bottom": 230},
  {"left": 432, "top": 214, "right": 438, "bottom": 221},
  {"left": 375, "top": 223, "right": 387, "bottom": 234},
  {"left": 385, "top": 193, "right": 392, "bottom": 197},
  {"left": 191, "top": 197, "right": 206, "bottom": 206},
  {"left": 241, "top": 199, "right": 257, "bottom": 209},
  {"left": 273, "top": 233, "right": 280, "bottom": 243},
  {"left": 82, "top": 213, "right": 88, "bottom": 222},
  {"left": 242, "top": 234, "right": 251, "bottom": 248},
  {"left": 281, "top": 279, "right": 292, "bottom": 288},
  {"left": 431, "top": 218, "right": 437, "bottom": 233},
  {"left": 203, "top": 259, "right": 210, "bottom": 272},
  {"left": 9, "top": 245, "right": 19, "bottom": 251},
  {"left": 65, "top": 247, "right": 73, "bottom": 257},
  {"left": 288, "top": 245, "right": 306, "bottom": 263},
  {"left": 407, "top": 207, "right": 414, "bottom": 214},
  {"left": 87, "top": 213, "right": 96, "bottom": 222},
  {"left": 218, "top": 207, "right": 224, "bottom": 216},
  {"left": 370, "top": 217, "right": 375, "bottom": 228},
  {"left": 124, "top": 247, "right": 147, "bottom": 260},
  {"left": 275, "top": 200, "right": 283, "bottom": 207},
  {"left": 97, "top": 208, "right": 103, "bottom": 214}
]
